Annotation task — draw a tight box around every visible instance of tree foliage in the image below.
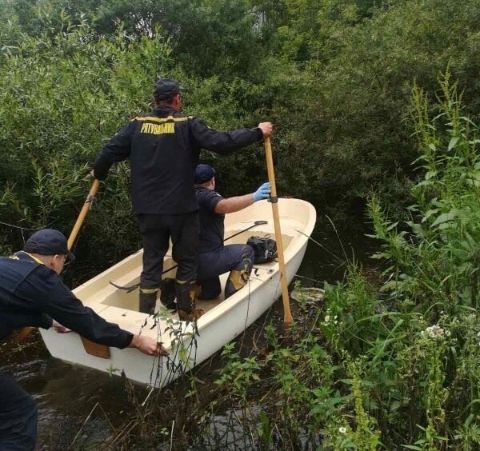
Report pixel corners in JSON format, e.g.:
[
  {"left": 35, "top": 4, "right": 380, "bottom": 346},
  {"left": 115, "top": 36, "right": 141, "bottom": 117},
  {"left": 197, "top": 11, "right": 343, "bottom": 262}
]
[
  {"left": 0, "top": 18, "right": 172, "bottom": 262},
  {"left": 2, "top": 0, "right": 480, "bottom": 257}
]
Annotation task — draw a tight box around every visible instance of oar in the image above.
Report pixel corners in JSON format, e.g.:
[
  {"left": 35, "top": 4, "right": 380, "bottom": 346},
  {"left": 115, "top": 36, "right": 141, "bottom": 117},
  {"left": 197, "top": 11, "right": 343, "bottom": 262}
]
[
  {"left": 263, "top": 137, "right": 293, "bottom": 327},
  {"left": 67, "top": 179, "right": 100, "bottom": 250},
  {"left": 69, "top": 179, "right": 111, "bottom": 358}
]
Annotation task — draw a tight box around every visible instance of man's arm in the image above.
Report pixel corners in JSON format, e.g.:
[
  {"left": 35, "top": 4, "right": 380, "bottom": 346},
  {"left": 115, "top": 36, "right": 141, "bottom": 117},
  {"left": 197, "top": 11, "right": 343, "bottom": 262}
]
[
  {"left": 93, "top": 121, "right": 135, "bottom": 180},
  {"left": 49, "top": 320, "right": 166, "bottom": 355},
  {"left": 190, "top": 118, "right": 272, "bottom": 154},
  {"left": 46, "top": 280, "right": 167, "bottom": 355},
  {"left": 215, "top": 182, "right": 271, "bottom": 215},
  {"left": 19, "top": 268, "right": 165, "bottom": 354},
  {"left": 215, "top": 193, "right": 254, "bottom": 215}
]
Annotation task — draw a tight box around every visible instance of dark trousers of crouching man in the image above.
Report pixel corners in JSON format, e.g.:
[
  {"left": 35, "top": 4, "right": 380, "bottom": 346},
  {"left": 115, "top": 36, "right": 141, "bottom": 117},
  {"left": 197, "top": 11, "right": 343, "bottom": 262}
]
[{"left": 197, "top": 244, "right": 254, "bottom": 300}]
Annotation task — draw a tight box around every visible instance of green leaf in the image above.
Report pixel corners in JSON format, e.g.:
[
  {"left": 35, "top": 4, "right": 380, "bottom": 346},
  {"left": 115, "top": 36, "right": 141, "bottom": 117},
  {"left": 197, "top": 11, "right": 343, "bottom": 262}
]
[
  {"left": 431, "top": 210, "right": 458, "bottom": 227},
  {"left": 448, "top": 136, "right": 459, "bottom": 151}
]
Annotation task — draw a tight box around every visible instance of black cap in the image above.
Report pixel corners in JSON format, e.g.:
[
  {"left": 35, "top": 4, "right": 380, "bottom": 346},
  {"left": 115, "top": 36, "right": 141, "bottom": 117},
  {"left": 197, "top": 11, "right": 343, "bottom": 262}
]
[
  {"left": 153, "top": 78, "right": 181, "bottom": 102},
  {"left": 24, "top": 228, "right": 75, "bottom": 261},
  {"left": 195, "top": 164, "right": 216, "bottom": 184}
]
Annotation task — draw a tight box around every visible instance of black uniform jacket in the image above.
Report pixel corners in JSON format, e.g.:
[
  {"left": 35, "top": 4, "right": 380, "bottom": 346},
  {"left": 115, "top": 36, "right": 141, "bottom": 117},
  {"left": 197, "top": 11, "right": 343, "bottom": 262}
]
[
  {"left": 196, "top": 186, "right": 225, "bottom": 253},
  {"left": 93, "top": 107, "right": 262, "bottom": 215},
  {"left": 0, "top": 252, "right": 133, "bottom": 348}
]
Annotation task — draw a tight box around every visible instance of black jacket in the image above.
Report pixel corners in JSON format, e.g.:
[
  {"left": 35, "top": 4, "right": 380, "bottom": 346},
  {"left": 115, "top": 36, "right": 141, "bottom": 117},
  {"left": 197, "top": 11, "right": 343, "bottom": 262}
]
[
  {"left": 0, "top": 252, "right": 132, "bottom": 348},
  {"left": 196, "top": 186, "right": 225, "bottom": 253},
  {"left": 93, "top": 107, "right": 263, "bottom": 214}
]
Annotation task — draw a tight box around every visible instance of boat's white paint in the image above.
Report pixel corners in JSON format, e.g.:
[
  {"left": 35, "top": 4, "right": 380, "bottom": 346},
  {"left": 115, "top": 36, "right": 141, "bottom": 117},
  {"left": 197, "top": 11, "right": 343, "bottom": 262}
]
[{"left": 40, "top": 198, "right": 316, "bottom": 387}]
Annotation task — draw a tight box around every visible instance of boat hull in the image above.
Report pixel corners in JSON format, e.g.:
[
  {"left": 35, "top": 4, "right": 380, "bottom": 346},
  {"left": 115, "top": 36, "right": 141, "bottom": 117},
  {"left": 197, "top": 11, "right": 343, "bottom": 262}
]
[{"left": 40, "top": 198, "right": 316, "bottom": 387}]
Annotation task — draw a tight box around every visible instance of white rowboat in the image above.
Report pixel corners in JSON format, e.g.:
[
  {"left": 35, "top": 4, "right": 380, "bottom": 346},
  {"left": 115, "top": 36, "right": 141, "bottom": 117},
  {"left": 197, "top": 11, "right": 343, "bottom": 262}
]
[{"left": 40, "top": 198, "right": 316, "bottom": 388}]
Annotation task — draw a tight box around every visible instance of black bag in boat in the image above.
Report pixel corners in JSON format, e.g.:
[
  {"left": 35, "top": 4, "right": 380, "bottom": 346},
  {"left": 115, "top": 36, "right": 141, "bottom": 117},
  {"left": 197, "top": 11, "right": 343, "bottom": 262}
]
[{"left": 246, "top": 236, "right": 277, "bottom": 263}]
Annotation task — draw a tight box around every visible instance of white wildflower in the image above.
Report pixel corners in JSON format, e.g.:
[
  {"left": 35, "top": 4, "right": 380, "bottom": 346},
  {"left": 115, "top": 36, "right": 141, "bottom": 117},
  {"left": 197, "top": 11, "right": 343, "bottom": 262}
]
[
  {"left": 422, "top": 325, "right": 446, "bottom": 340},
  {"left": 324, "top": 315, "right": 330, "bottom": 323},
  {"left": 339, "top": 426, "right": 347, "bottom": 434}
]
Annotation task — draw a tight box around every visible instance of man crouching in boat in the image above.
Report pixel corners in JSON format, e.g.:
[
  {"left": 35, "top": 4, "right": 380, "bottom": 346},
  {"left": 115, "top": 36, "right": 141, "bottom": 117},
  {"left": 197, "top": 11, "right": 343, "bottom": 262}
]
[
  {"left": 194, "top": 164, "right": 270, "bottom": 300},
  {"left": 0, "top": 228, "right": 167, "bottom": 451}
]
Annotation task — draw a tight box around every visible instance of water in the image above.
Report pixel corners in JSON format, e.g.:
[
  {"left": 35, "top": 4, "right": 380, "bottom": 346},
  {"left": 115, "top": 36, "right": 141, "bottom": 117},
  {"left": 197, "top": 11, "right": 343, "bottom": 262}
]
[{"left": 0, "top": 223, "right": 376, "bottom": 449}]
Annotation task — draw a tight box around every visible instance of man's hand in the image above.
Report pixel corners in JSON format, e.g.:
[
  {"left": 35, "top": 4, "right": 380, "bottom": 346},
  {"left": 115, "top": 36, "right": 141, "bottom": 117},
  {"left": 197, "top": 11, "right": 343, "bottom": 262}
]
[
  {"left": 258, "top": 122, "right": 273, "bottom": 138},
  {"left": 130, "top": 334, "right": 168, "bottom": 357},
  {"left": 253, "top": 182, "right": 271, "bottom": 202}
]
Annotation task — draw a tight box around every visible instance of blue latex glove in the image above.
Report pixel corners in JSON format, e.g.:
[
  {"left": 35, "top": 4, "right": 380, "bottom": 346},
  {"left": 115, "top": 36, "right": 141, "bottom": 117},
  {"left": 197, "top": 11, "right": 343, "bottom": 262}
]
[{"left": 253, "top": 182, "right": 271, "bottom": 202}]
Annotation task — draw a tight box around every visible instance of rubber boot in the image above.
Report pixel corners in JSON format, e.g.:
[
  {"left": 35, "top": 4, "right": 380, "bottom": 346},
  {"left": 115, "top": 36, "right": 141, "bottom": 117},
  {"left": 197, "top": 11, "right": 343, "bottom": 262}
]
[
  {"left": 224, "top": 252, "right": 253, "bottom": 299},
  {"left": 224, "top": 270, "right": 250, "bottom": 299},
  {"left": 139, "top": 288, "right": 158, "bottom": 314},
  {"left": 176, "top": 280, "right": 204, "bottom": 322},
  {"left": 160, "top": 278, "right": 177, "bottom": 311}
]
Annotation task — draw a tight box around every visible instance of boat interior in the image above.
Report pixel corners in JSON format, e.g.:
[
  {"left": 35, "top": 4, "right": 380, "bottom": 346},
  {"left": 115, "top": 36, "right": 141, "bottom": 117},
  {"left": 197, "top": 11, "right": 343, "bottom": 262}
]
[{"left": 80, "top": 229, "right": 294, "bottom": 316}]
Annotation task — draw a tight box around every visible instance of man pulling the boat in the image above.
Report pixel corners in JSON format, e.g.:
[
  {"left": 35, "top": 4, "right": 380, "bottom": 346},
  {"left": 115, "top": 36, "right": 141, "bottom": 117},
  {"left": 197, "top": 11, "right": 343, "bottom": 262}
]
[
  {"left": 92, "top": 78, "right": 273, "bottom": 321},
  {"left": 194, "top": 163, "right": 271, "bottom": 300},
  {"left": 0, "top": 228, "right": 166, "bottom": 451}
]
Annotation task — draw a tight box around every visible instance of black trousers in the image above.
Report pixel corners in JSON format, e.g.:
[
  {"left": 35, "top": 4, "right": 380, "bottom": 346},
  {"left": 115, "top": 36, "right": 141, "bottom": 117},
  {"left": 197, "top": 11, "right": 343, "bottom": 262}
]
[
  {"left": 137, "top": 212, "right": 199, "bottom": 289},
  {"left": 0, "top": 372, "right": 37, "bottom": 450},
  {"left": 197, "top": 244, "right": 254, "bottom": 299}
]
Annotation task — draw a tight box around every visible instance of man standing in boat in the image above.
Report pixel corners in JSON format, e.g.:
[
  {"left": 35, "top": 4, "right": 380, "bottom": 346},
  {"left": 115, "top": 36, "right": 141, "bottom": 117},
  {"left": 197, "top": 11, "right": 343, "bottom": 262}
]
[
  {"left": 194, "top": 163, "right": 270, "bottom": 300},
  {"left": 0, "top": 228, "right": 166, "bottom": 451},
  {"left": 92, "top": 78, "right": 272, "bottom": 321}
]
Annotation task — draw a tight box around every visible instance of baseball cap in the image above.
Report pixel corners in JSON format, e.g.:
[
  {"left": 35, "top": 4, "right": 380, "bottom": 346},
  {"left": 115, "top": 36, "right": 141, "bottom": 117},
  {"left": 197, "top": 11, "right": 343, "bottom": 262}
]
[
  {"left": 195, "top": 164, "right": 216, "bottom": 184},
  {"left": 153, "top": 78, "right": 181, "bottom": 101},
  {"left": 23, "top": 228, "right": 75, "bottom": 261}
]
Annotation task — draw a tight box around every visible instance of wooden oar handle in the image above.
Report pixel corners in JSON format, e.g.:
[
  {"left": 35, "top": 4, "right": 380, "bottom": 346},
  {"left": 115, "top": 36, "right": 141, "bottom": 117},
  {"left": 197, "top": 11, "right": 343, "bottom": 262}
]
[
  {"left": 264, "top": 138, "right": 279, "bottom": 201},
  {"left": 67, "top": 179, "right": 100, "bottom": 250},
  {"left": 263, "top": 137, "right": 293, "bottom": 327}
]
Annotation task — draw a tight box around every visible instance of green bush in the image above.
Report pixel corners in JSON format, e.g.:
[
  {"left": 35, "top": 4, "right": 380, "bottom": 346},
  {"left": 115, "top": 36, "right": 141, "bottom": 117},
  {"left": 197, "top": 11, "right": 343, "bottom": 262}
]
[{"left": 0, "top": 18, "right": 172, "bottom": 268}]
